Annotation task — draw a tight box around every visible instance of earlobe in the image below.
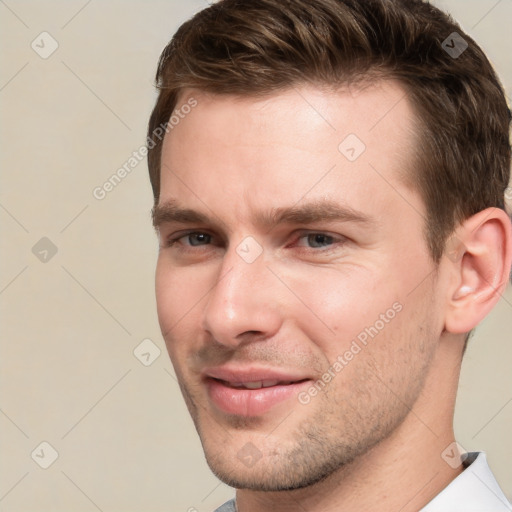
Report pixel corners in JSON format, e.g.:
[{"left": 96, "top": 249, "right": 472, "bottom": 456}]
[{"left": 444, "top": 208, "right": 512, "bottom": 334}]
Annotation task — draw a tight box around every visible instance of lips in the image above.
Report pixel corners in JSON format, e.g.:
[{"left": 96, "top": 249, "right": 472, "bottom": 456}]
[
  {"left": 220, "top": 379, "right": 296, "bottom": 389},
  {"left": 203, "top": 366, "right": 312, "bottom": 416}
]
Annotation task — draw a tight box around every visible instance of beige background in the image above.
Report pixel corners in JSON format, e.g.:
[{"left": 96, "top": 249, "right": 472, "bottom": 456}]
[{"left": 0, "top": 1, "right": 511, "bottom": 510}]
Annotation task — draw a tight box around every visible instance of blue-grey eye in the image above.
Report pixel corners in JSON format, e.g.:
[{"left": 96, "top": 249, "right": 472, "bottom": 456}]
[
  {"left": 187, "top": 233, "right": 211, "bottom": 246},
  {"left": 306, "top": 233, "right": 334, "bottom": 248}
]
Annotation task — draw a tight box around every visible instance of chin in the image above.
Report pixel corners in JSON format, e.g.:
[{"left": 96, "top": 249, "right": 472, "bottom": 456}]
[{"left": 200, "top": 430, "right": 361, "bottom": 492}]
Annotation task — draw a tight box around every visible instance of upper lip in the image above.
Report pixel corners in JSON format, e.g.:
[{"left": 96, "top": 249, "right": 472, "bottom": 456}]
[{"left": 202, "top": 366, "right": 312, "bottom": 384}]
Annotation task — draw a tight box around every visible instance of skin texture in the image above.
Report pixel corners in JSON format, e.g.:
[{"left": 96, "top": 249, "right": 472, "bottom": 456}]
[{"left": 154, "top": 82, "right": 511, "bottom": 512}]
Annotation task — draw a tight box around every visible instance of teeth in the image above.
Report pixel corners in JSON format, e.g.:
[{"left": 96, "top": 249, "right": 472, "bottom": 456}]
[
  {"left": 243, "top": 381, "right": 264, "bottom": 389},
  {"left": 262, "top": 380, "right": 281, "bottom": 387},
  {"left": 228, "top": 380, "right": 290, "bottom": 389}
]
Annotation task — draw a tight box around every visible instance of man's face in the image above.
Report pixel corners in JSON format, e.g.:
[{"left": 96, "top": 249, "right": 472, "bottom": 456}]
[{"left": 155, "top": 82, "right": 446, "bottom": 490}]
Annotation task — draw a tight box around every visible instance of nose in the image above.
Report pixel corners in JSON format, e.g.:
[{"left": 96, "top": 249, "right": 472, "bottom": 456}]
[{"left": 201, "top": 245, "right": 283, "bottom": 348}]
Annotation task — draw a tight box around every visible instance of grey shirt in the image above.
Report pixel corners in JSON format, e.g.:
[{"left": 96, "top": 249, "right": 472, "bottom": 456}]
[{"left": 213, "top": 498, "right": 236, "bottom": 512}]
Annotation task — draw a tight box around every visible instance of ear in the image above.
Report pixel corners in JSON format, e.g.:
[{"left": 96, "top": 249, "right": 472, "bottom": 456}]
[{"left": 444, "top": 208, "right": 512, "bottom": 334}]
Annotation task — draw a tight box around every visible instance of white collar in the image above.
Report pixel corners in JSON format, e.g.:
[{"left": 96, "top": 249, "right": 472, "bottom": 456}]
[{"left": 420, "top": 452, "right": 511, "bottom": 511}]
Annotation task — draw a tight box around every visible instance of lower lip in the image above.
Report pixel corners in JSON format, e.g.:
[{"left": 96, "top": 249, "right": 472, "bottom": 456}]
[{"left": 206, "top": 378, "right": 311, "bottom": 416}]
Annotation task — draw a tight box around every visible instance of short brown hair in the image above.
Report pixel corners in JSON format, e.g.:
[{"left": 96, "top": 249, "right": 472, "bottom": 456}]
[{"left": 147, "top": 0, "right": 511, "bottom": 261}]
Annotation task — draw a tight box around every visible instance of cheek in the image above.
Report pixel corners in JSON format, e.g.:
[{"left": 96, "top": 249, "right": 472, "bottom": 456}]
[
  {"left": 282, "top": 265, "right": 406, "bottom": 356},
  {"left": 155, "top": 261, "right": 205, "bottom": 342},
  {"left": 155, "top": 263, "right": 177, "bottom": 332}
]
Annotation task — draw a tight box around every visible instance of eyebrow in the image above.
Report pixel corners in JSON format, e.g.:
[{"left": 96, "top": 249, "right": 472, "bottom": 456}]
[
  {"left": 152, "top": 198, "right": 375, "bottom": 230},
  {"left": 152, "top": 200, "right": 210, "bottom": 228}
]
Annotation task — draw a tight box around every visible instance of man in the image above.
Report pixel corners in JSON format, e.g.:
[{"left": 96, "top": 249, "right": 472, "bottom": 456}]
[{"left": 147, "top": 0, "right": 512, "bottom": 510}]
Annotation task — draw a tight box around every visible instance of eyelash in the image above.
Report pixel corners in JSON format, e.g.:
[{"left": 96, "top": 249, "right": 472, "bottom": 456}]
[
  {"left": 164, "top": 230, "right": 346, "bottom": 252},
  {"left": 165, "top": 231, "right": 216, "bottom": 249}
]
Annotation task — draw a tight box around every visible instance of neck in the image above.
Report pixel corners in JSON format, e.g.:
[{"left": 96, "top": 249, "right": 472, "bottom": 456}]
[{"left": 235, "top": 335, "right": 465, "bottom": 512}]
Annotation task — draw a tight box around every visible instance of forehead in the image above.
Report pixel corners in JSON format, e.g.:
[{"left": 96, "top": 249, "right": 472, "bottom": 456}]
[{"left": 159, "top": 81, "right": 421, "bottom": 223}]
